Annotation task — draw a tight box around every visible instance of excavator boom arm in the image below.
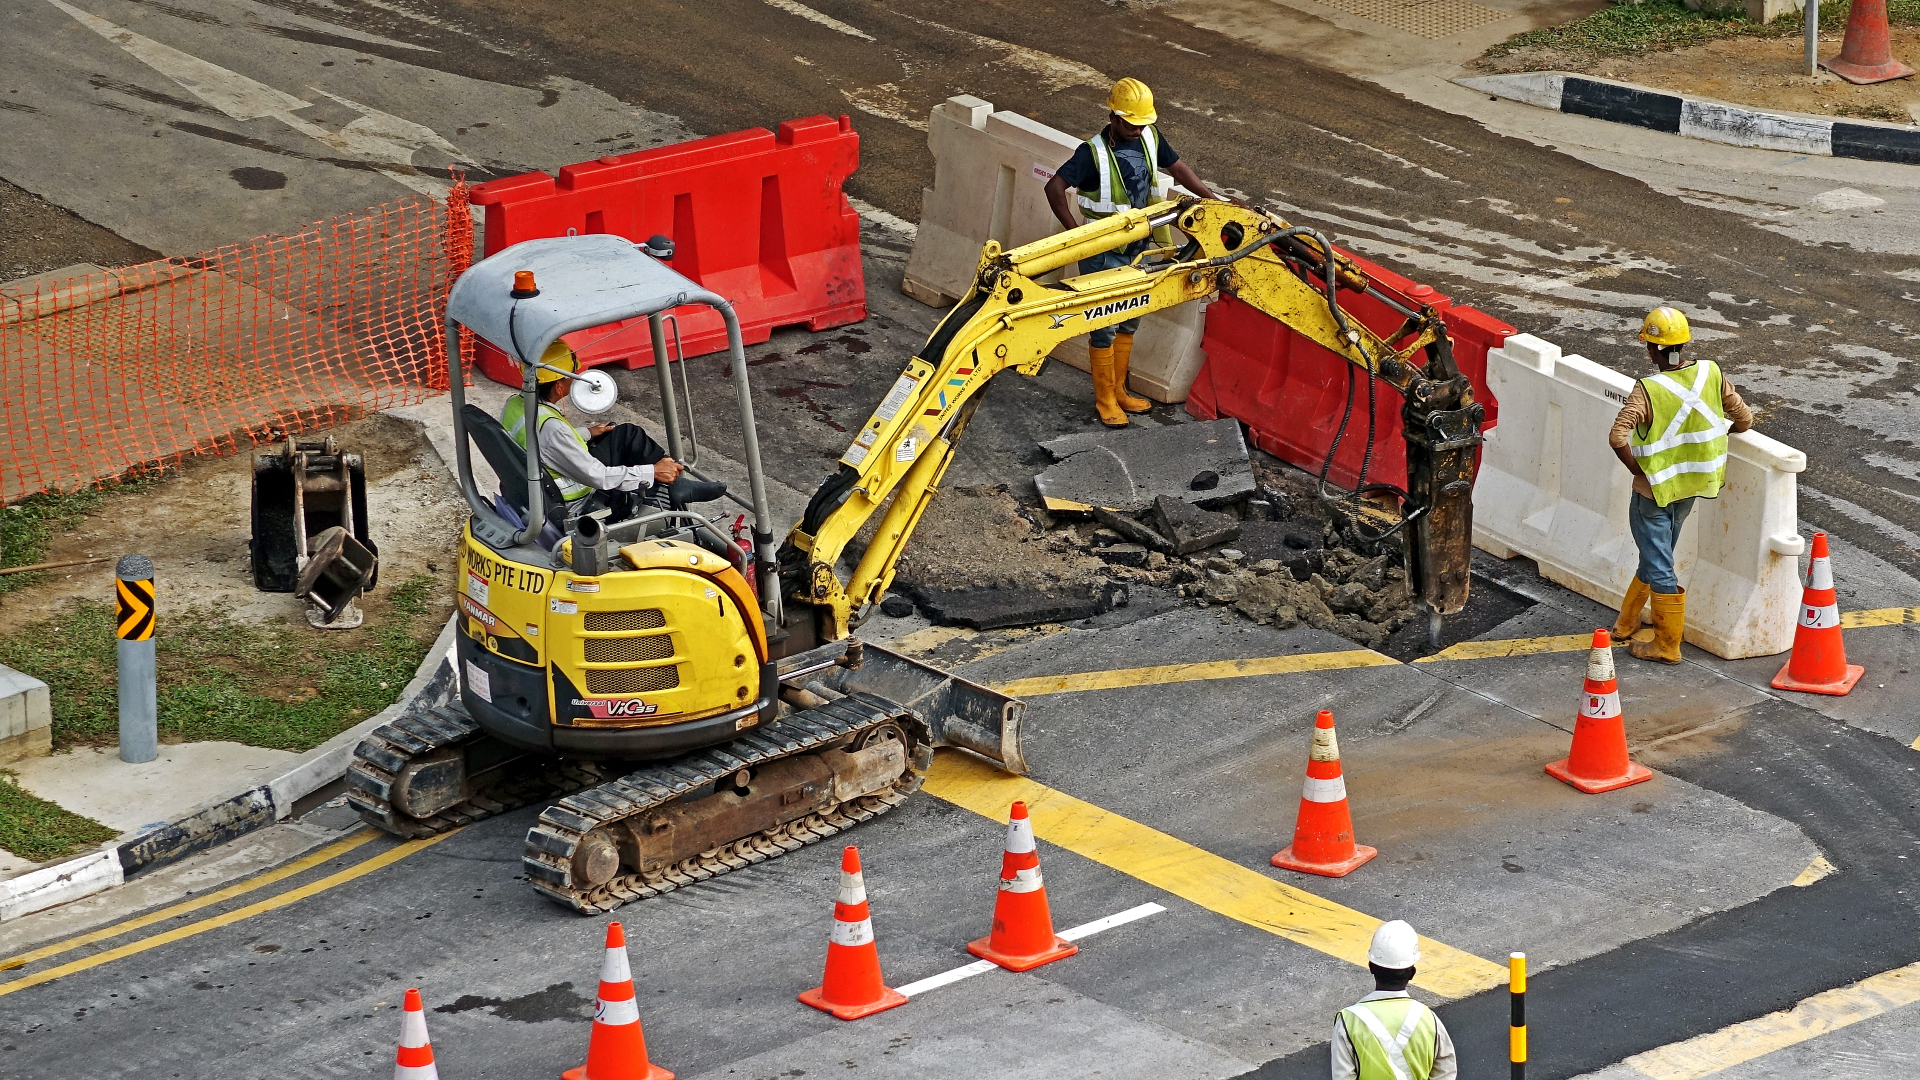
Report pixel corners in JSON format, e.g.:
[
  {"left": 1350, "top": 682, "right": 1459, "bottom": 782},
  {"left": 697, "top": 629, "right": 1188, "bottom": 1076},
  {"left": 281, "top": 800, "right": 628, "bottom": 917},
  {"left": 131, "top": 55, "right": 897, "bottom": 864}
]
[{"left": 780, "top": 199, "right": 1483, "bottom": 640}]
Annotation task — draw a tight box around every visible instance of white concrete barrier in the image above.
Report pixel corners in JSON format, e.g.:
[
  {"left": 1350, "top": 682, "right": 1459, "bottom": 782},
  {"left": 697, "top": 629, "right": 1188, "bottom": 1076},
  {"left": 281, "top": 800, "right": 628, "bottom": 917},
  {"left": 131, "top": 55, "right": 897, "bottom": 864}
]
[
  {"left": 1473, "top": 334, "right": 1807, "bottom": 659},
  {"left": 900, "top": 95, "right": 1208, "bottom": 404}
]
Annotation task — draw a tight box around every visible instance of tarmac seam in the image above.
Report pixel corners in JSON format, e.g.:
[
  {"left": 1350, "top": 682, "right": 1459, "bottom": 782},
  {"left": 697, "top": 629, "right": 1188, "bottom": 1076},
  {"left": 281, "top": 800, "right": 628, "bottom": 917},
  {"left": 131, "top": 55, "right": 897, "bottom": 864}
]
[
  {"left": 922, "top": 751, "right": 1508, "bottom": 999},
  {"left": 1615, "top": 958, "right": 1920, "bottom": 1080}
]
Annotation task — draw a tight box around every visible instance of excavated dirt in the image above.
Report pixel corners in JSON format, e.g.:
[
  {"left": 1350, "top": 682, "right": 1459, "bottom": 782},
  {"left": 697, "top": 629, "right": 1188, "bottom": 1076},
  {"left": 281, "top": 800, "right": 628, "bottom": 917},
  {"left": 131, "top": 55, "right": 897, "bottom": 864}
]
[
  {"left": 1479, "top": 28, "right": 1920, "bottom": 123},
  {"left": 881, "top": 454, "right": 1430, "bottom": 649}
]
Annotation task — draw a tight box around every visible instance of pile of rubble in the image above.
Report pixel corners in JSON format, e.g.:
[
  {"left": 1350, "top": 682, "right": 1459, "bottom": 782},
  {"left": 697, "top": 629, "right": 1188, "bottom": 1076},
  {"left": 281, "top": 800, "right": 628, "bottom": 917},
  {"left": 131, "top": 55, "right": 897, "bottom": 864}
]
[{"left": 883, "top": 423, "right": 1421, "bottom": 650}]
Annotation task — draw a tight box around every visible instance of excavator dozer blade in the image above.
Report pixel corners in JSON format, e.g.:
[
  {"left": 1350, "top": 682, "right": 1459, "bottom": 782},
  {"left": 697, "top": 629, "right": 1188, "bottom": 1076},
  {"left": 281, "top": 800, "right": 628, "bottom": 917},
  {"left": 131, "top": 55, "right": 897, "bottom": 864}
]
[{"left": 812, "top": 641, "right": 1027, "bottom": 776}]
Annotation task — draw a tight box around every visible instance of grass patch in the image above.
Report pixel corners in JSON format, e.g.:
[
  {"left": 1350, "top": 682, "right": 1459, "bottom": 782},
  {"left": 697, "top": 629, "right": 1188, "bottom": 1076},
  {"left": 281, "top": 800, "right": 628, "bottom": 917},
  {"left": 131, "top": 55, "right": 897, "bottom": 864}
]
[
  {"left": 1, "top": 473, "right": 171, "bottom": 594},
  {"left": 1483, "top": 0, "right": 1920, "bottom": 64},
  {"left": 0, "top": 573, "right": 442, "bottom": 752},
  {"left": 0, "top": 771, "right": 117, "bottom": 862}
]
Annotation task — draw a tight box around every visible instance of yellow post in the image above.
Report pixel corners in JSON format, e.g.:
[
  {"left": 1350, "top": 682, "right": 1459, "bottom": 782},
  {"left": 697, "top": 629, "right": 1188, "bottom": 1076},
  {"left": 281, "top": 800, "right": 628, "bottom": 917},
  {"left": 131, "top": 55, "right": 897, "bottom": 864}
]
[{"left": 1509, "top": 952, "right": 1527, "bottom": 1080}]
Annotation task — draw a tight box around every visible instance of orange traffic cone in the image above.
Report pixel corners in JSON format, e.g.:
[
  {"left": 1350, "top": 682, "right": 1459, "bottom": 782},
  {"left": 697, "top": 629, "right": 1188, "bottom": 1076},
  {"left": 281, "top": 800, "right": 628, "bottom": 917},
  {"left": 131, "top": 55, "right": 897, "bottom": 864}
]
[
  {"left": 1823, "top": 0, "right": 1915, "bottom": 83},
  {"left": 1772, "top": 532, "right": 1866, "bottom": 696},
  {"left": 1271, "top": 710, "right": 1377, "bottom": 877},
  {"left": 1546, "top": 630, "right": 1653, "bottom": 794},
  {"left": 966, "top": 801, "right": 1078, "bottom": 971},
  {"left": 799, "top": 846, "right": 908, "bottom": 1021},
  {"left": 394, "top": 988, "right": 439, "bottom": 1080},
  {"left": 564, "top": 922, "right": 672, "bottom": 1080}
]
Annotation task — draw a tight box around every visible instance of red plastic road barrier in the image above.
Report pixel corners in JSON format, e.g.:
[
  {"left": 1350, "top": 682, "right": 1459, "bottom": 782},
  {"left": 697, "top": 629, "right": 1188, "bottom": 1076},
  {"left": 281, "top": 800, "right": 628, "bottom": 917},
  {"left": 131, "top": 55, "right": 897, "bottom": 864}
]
[
  {"left": 468, "top": 115, "right": 866, "bottom": 385},
  {"left": 1185, "top": 251, "right": 1510, "bottom": 491}
]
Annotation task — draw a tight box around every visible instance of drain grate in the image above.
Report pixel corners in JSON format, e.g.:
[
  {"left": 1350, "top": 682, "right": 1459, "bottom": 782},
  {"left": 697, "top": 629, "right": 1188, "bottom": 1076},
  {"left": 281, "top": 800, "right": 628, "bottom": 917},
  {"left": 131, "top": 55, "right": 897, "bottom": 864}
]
[{"left": 1308, "top": 0, "right": 1512, "bottom": 38}]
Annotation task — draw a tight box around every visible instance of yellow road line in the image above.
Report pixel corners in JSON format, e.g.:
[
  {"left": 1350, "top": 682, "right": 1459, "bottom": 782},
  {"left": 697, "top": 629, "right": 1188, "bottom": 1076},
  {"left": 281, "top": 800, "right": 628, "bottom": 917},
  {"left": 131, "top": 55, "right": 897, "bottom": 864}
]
[
  {"left": 992, "top": 605, "right": 1906, "bottom": 698},
  {"left": 1620, "top": 959, "right": 1920, "bottom": 1080},
  {"left": 0, "top": 830, "right": 456, "bottom": 997},
  {"left": 1414, "top": 634, "right": 1596, "bottom": 663},
  {"left": 922, "top": 752, "right": 1507, "bottom": 999},
  {"left": 0, "top": 829, "right": 376, "bottom": 972},
  {"left": 1843, "top": 606, "right": 1920, "bottom": 629},
  {"left": 995, "top": 649, "right": 1397, "bottom": 698}
]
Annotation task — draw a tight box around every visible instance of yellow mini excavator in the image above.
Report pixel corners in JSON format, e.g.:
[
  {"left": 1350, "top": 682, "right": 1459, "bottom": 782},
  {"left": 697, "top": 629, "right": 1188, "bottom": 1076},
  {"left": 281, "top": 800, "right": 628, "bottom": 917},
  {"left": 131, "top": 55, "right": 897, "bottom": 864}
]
[{"left": 347, "top": 198, "right": 1482, "bottom": 915}]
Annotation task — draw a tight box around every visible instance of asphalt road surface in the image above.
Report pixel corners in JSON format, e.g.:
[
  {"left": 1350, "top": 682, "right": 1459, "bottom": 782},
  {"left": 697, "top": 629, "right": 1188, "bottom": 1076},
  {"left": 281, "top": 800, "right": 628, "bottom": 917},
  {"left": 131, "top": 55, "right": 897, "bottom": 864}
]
[
  {"left": 4, "top": 0, "right": 1920, "bottom": 1076},
  {"left": 4, "top": 0, "right": 1916, "bottom": 582}
]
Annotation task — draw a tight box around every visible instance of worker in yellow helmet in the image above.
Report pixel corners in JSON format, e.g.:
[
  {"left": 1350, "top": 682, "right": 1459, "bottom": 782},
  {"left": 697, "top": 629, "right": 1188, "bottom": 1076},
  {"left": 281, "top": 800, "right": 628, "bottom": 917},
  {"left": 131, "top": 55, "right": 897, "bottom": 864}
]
[
  {"left": 1608, "top": 307, "right": 1754, "bottom": 663},
  {"left": 501, "top": 342, "right": 719, "bottom": 521},
  {"left": 1043, "top": 77, "right": 1227, "bottom": 427}
]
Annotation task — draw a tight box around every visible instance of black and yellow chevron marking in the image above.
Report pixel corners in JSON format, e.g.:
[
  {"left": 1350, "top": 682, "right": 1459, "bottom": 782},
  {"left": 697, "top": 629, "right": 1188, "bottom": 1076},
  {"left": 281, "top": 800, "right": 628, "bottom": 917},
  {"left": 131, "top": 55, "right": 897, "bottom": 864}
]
[{"left": 116, "top": 577, "right": 154, "bottom": 641}]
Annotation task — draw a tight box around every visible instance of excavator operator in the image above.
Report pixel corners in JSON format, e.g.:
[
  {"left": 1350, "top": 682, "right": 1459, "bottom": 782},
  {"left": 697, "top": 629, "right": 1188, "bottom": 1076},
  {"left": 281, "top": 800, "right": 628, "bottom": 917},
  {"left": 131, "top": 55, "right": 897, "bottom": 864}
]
[
  {"left": 501, "top": 342, "right": 722, "bottom": 522},
  {"left": 1043, "top": 77, "right": 1227, "bottom": 428}
]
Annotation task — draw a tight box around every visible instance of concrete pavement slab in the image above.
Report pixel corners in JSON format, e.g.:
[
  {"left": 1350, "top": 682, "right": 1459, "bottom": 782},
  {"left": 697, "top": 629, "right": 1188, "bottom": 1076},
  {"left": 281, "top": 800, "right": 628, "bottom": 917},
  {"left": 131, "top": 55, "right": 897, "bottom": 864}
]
[{"left": 8, "top": 741, "right": 296, "bottom": 837}]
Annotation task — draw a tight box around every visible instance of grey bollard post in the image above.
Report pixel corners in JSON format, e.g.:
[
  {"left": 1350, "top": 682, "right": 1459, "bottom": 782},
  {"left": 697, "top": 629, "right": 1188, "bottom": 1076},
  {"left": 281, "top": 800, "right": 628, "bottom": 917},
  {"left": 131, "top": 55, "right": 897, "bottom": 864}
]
[
  {"left": 115, "top": 554, "right": 158, "bottom": 763},
  {"left": 1807, "top": 0, "right": 1819, "bottom": 76}
]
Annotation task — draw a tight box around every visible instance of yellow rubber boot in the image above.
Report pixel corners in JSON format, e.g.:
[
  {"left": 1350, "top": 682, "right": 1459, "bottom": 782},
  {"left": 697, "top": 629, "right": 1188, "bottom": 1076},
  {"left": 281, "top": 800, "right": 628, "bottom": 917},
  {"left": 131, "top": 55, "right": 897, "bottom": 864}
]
[
  {"left": 1090, "top": 345, "right": 1129, "bottom": 427},
  {"left": 1613, "top": 577, "right": 1652, "bottom": 643},
  {"left": 1111, "top": 333, "right": 1152, "bottom": 414},
  {"left": 1629, "top": 588, "right": 1684, "bottom": 664}
]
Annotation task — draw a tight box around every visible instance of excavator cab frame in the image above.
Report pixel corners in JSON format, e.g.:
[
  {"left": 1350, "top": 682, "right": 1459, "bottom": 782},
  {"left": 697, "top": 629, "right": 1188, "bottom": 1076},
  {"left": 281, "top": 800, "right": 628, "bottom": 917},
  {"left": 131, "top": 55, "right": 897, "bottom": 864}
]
[{"left": 444, "top": 234, "right": 785, "bottom": 628}]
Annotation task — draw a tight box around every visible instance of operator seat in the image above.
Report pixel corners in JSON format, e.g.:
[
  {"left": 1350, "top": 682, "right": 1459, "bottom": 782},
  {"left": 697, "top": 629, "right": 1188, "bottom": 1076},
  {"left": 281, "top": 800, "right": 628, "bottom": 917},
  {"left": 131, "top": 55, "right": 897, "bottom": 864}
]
[{"left": 463, "top": 403, "right": 567, "bottom": 547}]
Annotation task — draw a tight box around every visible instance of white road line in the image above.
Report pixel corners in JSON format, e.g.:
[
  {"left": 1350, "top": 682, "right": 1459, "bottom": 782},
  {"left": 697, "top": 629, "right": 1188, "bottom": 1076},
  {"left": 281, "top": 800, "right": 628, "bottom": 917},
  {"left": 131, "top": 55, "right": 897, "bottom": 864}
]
[
  {"left": 49, "top": 0, "right": 464, "bottom": 198},
  {"left": 897, "top": 959, "right": 998, "bottom": 998},
  {"left": 1058, "top": 901, "right": 1166, "bottom": 941},
  {"left": 895, "top": 902, "right": 1167, "bottom": 998},
  {"left": 761, "top": 0, "right": 875, "bottom": 40}
]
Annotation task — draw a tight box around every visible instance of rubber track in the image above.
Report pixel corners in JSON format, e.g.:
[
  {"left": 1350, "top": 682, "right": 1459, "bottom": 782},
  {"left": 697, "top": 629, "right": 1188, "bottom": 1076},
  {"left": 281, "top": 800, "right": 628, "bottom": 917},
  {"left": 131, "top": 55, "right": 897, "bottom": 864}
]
[
  {"left": 521, "top": 691, "right": 929, "bottom": 915},
  {"left": 346, "top": 700, "right": 606, "bottom": 838}
]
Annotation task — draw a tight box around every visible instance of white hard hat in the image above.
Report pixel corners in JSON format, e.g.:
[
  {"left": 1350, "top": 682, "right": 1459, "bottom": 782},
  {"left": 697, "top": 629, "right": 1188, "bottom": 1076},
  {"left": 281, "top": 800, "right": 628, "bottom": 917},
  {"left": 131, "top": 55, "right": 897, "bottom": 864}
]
[{"left": 1368, "top": 920, "right": 1421, "bottom": 969}]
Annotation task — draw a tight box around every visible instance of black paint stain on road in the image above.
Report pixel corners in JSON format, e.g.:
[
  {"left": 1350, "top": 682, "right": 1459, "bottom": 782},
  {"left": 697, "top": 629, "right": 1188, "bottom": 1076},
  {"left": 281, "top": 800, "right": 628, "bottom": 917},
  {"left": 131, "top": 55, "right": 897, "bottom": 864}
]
[
  {"left": 230, "top": 166, "right": 288, "bottom": 190},
  {"left": 433, "top": 981, "right": 592, "bottom": 1022},
  {"left": 89, "top": 74, "right": 223, "bottom": 116}
]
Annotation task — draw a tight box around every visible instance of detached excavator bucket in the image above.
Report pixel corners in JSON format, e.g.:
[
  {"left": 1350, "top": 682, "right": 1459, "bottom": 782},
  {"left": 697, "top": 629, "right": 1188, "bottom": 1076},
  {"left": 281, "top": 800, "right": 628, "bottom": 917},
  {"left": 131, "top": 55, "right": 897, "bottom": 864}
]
[
  {"left": 808, "top": 641, "right": 1027, "bottom": 775},
  {"left": 250, "top": 436, "right": 380, "bottom": 608}
]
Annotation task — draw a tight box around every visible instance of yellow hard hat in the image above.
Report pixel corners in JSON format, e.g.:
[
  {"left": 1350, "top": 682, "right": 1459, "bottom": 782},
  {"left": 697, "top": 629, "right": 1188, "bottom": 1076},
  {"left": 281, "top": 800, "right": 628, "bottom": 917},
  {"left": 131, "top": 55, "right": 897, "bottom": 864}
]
[
  {"left": 1639, "top": 307, "right": 1691, "bottom": 347},
  {"left": 531, "top": 340, "right": 577, "bottom": 384},
  {"left": 1106, "top": 78, "right": 1156, "bottom": 126}
]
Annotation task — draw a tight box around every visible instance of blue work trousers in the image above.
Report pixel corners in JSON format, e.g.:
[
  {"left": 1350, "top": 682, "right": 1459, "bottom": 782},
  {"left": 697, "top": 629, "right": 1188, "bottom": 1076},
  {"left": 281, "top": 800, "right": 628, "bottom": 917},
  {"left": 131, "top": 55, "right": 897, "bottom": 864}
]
[
  {"left": 1628, "top": 492, "right": 1695, "bottom": 593},
  {"left": 1080, "top": 243, "right": 1148, "bottom": 348}
]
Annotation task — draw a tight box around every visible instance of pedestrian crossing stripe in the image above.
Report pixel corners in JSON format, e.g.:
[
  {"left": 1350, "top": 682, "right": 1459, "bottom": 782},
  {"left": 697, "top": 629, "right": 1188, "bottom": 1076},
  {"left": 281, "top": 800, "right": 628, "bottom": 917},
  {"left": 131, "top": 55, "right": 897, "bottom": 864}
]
[{"left": 116, "top": 577, "right": 154, "bottom": 641}]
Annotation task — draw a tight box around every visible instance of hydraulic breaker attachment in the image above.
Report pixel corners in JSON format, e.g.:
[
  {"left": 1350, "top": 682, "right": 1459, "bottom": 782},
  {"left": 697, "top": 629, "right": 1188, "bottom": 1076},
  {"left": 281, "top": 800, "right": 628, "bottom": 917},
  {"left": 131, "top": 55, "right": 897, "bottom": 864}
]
[{"left": 1399, "top": 334, "right": 1485, "bottom": 619}]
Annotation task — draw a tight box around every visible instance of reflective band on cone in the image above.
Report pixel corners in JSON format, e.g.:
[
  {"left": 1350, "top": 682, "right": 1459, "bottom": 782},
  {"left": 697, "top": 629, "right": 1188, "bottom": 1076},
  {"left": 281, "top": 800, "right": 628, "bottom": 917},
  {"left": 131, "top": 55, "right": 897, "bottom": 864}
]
[
  {"left": 1301, "top": 775, "right": 1348, "bottom": 803},
  {"left": 1546, "top": 629, "right": 1652, "bottom": 794},
  {"left": 1773, "top": 532, "right": 1866, "bottom": 696},
  {"left": 395, "top": 988, "right": 439, "bottom": 1080},
  {"left": 1273, "top": 710, "right": 1377, "bottom": 877},
  {"left": 968, "top": 801, "right": 1078, "bottom": 971},
  {"left": 800, "top": 847, "right": 908, "bottom": 1020},
  {"left": 1579, "top": 691, "right": 1622, "bottom": 720},
  {"left": 564, "top": 921, "right": 672, "bottom": 1080}
]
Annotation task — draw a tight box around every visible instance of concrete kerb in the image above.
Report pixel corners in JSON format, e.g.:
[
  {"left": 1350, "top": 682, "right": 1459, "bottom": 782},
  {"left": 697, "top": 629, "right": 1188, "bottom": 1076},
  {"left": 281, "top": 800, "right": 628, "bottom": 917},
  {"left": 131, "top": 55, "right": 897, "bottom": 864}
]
[
  {"left": 1457, "top": 71, "right": 1920, "bottom": 164},
  {"left": 0, "top": 615, "right": 457, "bottom": 923}
]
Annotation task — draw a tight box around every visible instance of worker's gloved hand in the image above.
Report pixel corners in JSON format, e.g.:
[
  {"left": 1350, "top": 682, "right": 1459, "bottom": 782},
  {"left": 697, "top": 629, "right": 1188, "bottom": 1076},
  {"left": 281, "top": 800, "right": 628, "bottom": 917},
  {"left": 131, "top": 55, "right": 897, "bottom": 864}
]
[{"left": 669, "top": 475, "right": 728, "bottom": 506}]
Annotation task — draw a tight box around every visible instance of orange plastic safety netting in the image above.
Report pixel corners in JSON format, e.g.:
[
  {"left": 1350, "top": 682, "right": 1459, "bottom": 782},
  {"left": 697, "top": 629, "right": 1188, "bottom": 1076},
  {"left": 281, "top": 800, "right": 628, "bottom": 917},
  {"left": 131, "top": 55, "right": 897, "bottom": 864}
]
[{"left": 0, "top": 182, "right": 474, "bottom": 504}]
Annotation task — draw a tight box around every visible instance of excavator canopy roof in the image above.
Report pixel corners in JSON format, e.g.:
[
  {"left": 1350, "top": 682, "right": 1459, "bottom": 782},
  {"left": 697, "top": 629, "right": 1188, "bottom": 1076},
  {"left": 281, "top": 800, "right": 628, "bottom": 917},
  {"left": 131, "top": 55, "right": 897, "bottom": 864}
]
[{"left": 445, "top": 234, "right": 727, "bottom": 366}]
